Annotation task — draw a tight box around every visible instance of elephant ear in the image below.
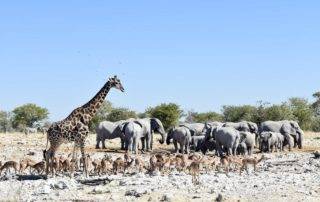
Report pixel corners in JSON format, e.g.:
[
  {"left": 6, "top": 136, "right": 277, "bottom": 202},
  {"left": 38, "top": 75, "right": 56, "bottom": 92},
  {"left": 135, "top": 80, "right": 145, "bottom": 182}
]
[
  {"left": 268, "top": 132, "right": 273, "bottom": 138},
  {"left": 240, "top": 132, "right": 247, "bottom": 141},
  {"left": 134, "top": 120, "right": 144, "bottom": 129},
  {"left": 167, "top": 128, "right": 174, "bottom": 136},
  {"left": 150, "top": 118, "right": 160, "bottom": 129},
  {"left": 120, "top": 122, "right": 130, "bottom": 133},
  {"left": 150, "top": 118, "right": 165, "bottom": 133},
  {"left": 248, "top": 123, "right": 256, "bottom": 132}
]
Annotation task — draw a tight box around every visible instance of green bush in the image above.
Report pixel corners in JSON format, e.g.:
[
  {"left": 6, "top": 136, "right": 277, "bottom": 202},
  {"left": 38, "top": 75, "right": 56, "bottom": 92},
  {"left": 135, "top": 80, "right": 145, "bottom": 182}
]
[
  {"left": 222, "top": 105, "right": 257, "bottom": 122},
  {"left": 188, "top": 111, "right": 224, "bottom": 123},
  {"left": 106, "top": 108, "right": 137, "bottom": 122},
  {"left": 0, "top": 110, "right": 12, "bottom": 133},
  {"left": 146, "top": 103, "right": 183, "bottom": 130},
  {"left": 12, "top": 103, "right": 49, "bottom": 128}
]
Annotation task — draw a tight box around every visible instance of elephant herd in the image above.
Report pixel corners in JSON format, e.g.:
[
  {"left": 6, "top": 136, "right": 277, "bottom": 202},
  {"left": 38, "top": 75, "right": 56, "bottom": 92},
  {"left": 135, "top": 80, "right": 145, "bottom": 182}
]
[
  {"left": 95, "top": 118, "right": 166, "bottom": 153},
  {"left": 95, "top": 119, "right": 304, "bottom": 156}
]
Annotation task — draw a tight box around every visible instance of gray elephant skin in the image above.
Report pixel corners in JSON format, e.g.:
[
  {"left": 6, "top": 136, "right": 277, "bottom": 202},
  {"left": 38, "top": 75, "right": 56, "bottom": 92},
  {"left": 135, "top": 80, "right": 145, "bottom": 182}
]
[
  {"left": 202, "top": 122, "right": 224, "bottom": 134},
  {"left": 260, "top": 120, "right": 303, "bottom": 149},
  {"left": 135, "top": 118, "right": 166, "bottom": 152},
  {"left": 224, "top": 121, "right": 259, "bottom": 147},
  {"left": 121, "top": 121, "right": 145, "bottom": 154},
  {"left": 239, "top": 132, "right": 255, "bottom": 155},
  {"left": 237, "top": 142, "right": 247, "bottom": 155},
  {"left": 206, "top": 126, "right": 240, "bottom": 156},
  {"left": 199, "top": 139, "right": 217, "bottom": 155},
  {"left": 260, "top": 131, "right": 284, "bottom": 152},
  {"left": 224, "top": 121, "right": 258, "bottom": 134},
  {"left": 95, "top": 120, "right": 126, "bottom": 149},
  {"left": 166, "top": 126, "right": 192, "bottom": 154},
  {"left": 179, "top": 122, "right": 205, "bottom": 136},
  {"left": 190, "top": 135, "right": 205, "bottom": 151}
]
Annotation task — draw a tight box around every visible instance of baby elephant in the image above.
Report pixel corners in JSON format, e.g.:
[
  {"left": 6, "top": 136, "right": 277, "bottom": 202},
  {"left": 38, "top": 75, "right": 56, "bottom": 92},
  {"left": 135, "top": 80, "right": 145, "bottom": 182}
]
[
  {"left": 166, "top": 126, "right": 192, "bottom": 154},
  {"left": 260, "top": 132, "right": 283, "bottom": 153}
]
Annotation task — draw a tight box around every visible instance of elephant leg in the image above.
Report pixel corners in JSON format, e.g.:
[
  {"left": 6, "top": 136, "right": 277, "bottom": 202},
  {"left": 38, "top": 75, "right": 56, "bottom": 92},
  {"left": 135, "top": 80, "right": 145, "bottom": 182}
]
[
  {"left": 298, "top": 135, "right": 303, "bottom": 149},
  {"left": 151, "top": 132, "right": 154, "bottom": 150},
  {"left": 216, "top": 143, "right": 223, "bottom": 156},
  {"left": 293, "top": 136, "right": 298, "bottom": 148},
  {"left": 127, "top": 138, "right": 133, "bottom": 153},
  {"left": 146, "top": 135, "right": 151, "bottom": 152},
  {"left": 95, "top": 139, "right": 101, "bottom": 149},
  {"left": 180, "top": 142, "right": 184, "bottom": 154},
  {"left": 141, "top": 137, "right": 146, "bottom": 151},
  {"left": 133, "top": 138, "right": 138, "bottom": 154},
  {"left": 173, "top": 140, "right": 178, "bottom": 153},
  {"left": 185, "top": 142, "right": 190, "bottom": 154},
  {"left": 228, "top": 148, "right": 232, "bottom": 156},
  {"left": 102, "top": 139, "right": 106, "bottom": 149},
  {"left": 121, "top": 138, "right": 125, "bottom": 150}
]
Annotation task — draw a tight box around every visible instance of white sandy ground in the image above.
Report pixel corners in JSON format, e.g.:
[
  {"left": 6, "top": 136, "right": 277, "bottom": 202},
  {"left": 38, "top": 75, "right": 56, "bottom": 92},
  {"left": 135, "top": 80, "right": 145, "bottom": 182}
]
[{"left": 0, "top": 132, "right": 319, "bottom": 202}]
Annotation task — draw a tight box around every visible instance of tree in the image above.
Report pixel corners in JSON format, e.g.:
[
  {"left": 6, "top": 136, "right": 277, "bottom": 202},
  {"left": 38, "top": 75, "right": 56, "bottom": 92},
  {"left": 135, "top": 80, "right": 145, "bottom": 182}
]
[
  {"left": 312, "top": 91, "right": 320, "bottom": 116},
  {"left": 187, "top": 111, "right": 224, "bottom": 123},
  {"left": 288, "top": 97, "right": 313, "bottom": 130},
  {"left": 0, "top": 110, "right": 12, "bottom": 133},
  {"left": 222, "top": 105, "right": 257, "bottom": 122},
  {"left": 311, "top": 117, "right": 320, "bottom": 132},
  {"left": 146, "top": 103, "right": 183, "bottom": 130},
  {"left": 251, "top": 101, "right": 270, "bottom": 124},
  {"left": 12, "top": 103, "right": 49, "bottom": 128},
  {"left": 264, "top": 103, "right": 294, "bottom": 121},
  {"left": 89, "top": 101, "right": 113, "bottom": 131},
  {"left": 106, "top": 108, "right": 137, "bottom": 122}
]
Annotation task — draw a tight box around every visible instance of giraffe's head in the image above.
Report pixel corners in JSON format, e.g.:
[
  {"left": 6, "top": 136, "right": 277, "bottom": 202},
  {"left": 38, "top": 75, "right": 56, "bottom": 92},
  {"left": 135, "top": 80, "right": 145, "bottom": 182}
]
[{"left": 109, "top": 75, "right": 125, "bottom": 92}]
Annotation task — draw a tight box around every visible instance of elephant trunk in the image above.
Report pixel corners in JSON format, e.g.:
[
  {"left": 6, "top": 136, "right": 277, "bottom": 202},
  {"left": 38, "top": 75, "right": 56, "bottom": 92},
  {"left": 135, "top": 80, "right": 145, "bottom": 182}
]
[
  {"left": 159, "top": 132, "right": 167, "bottom": 144},
  {"left": 298, "top": 130, "right": 304, "bottom": 149},
  {"left": 166, "top": 132, "right": 172, "bottom": 145}
]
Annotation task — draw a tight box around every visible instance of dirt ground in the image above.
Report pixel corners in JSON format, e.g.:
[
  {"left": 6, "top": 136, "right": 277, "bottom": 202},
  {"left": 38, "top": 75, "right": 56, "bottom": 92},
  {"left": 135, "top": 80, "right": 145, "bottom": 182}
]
[{"left": 0, "top": 132, "right": 319, "bottom": 202}]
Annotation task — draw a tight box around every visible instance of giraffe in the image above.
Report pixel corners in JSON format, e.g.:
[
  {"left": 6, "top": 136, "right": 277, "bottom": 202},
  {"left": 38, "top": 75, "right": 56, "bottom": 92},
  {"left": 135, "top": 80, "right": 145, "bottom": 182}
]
[{"left": 44, "top": 75, "right": 124, "bottom": 176}]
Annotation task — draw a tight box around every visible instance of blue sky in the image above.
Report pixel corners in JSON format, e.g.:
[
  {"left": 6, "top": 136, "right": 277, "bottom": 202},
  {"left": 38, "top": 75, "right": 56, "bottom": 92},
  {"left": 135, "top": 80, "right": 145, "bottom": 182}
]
[{"left": 0, "top": 1, "right": 319, "bottom": 121}]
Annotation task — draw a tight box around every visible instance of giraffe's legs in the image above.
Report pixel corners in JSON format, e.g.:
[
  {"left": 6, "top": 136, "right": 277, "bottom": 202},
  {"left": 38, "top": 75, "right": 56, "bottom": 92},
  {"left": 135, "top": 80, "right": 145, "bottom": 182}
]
[
  {"left": 45, "top": 148, "right": 55, "bottom": 177},
  {"left": 72, "top": 143, "right": 77, "bottom": 161},
  {"left": 80, "top": 143, "right": 88, "bottom": 177}
]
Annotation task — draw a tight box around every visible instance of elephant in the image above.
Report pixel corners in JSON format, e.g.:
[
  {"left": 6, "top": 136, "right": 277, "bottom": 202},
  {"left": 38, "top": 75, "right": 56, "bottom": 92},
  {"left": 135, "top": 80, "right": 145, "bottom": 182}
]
[
  {"left": 202, "top": 121, "right": 224, "bottom": 134},
  {"left": 207, "top": 127, "right": 240, "bottom": 156},
  {"left": 259, "top": 131, "right": 282, "bottom": 153},
  {"left": 135, "top": 118, "right": 166, "bottom": 152},
  {"left": 199, "top": 139, "right": 217, "bottom": 155},
  {"left": 179, "top": 122, "right": 205, "bottom": 136},
  {"left": 190, "top": 135, "right": 206, "bottom": 151},
  {"left": 95, "top": 120, "right": 127, "bottom": 149},
  {"left": 121, "top": 121, "right": 145, "bottom": 154},
  {"left": 166, "top": 126, "right": 192, "bottom": 154},
  {"left": 260, "top": 120, "right": 303, "bottom": 149},
  {"left": 223, "top": 121, "right": 258, "bottom": 134},
  {"left": 224, "top": 121, "right": 259, "bottom": 147},
  {"left": 239, "top": 132, "right": 256, "bottom": 155},
  {"left": 237, "top": 142, "right": 247, "bottom": 155}
]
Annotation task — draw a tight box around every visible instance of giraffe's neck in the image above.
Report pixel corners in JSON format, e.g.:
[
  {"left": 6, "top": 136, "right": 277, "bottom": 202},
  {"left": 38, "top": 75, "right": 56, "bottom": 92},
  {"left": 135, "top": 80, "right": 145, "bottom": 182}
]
[
  {"left": 82, "top": 81, "right": 112, "bottom": 118},
  {"left": 64, "top": 81, "right": 112, "bottom": 123}
]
